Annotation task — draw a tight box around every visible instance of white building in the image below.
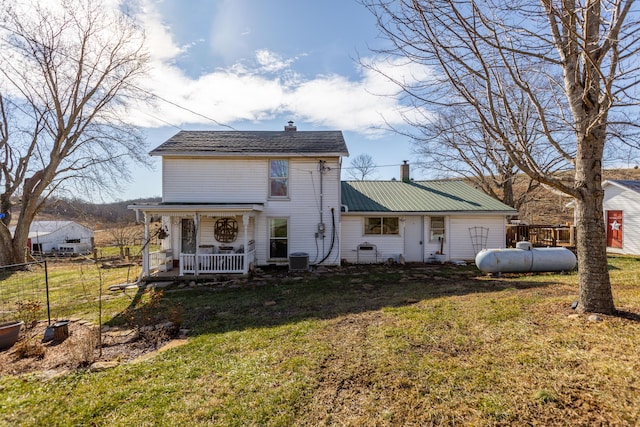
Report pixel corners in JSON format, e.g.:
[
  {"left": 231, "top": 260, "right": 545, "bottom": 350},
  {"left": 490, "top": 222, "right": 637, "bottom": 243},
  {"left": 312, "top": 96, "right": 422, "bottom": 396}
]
[
  {"left": 12, "top": 221, "right": 94, "bottom": 255},
  {"left": 129, "top": 123, "right": 348, "bottom": 276},
  {"left": 130, "top": 125, "right": 517, "bottom": 277},
  {"left": 602, "top": 180, "right": 640, "bottom": 256},
  {"left": 340, "top": 167, "right": 517, "bottom": 264}
]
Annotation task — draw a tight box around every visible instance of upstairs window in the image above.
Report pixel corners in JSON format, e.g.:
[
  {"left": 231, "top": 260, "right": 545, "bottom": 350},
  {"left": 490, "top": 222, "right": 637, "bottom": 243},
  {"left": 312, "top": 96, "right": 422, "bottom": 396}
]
[
  {"left": 364, "top": 217, "right": 399, "bottom": 235},
  {"left": 269, "top": 159, "right": 288, "bottom": 198}
]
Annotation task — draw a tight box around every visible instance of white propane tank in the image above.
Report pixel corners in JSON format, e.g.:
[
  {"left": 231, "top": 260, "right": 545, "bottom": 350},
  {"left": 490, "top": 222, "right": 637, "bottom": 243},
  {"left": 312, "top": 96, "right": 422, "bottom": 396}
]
[{"left": 475, "top": 242, "right": 576, "bottom": 273}]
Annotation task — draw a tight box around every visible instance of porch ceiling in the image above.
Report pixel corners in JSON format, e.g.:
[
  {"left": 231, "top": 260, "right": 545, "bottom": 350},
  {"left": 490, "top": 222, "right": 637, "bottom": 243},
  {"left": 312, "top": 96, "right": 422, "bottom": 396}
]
[{"left": 128, "top": 203, "right": 263, "bottom": 217}]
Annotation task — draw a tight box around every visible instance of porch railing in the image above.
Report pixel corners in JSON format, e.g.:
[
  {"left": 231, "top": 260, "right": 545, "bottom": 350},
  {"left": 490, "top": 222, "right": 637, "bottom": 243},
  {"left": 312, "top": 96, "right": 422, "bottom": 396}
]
[
  {"left": 149, "top": 250, "right": 164, "bottom": 272},
  {"left": 179, "top": 249, "right": 255, "bottom": 275},
  {"left": 506, "top": 225, "right": 576, "bottom": 248}
]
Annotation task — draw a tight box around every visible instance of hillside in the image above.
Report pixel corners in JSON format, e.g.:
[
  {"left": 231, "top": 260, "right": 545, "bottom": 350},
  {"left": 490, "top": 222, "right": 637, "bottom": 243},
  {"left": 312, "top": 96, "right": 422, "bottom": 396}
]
[
  {"left": 515, "top": 168, "right": 640, "bottom": 225},
  {"left": 7, "top": 197, "right": 161, "bottom": 229}
]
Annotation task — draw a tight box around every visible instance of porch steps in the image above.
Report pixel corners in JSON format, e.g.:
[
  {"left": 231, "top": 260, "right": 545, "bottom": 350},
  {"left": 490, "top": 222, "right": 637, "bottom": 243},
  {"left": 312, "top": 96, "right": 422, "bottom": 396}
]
[{"left": 145, "top": 281, "right": 174, "bottom": 290}]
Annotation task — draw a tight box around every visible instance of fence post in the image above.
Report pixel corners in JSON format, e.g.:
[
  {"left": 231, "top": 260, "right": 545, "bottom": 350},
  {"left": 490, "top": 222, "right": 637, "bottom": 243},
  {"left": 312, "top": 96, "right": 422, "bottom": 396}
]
[{"left": 44, "top": 260, "right": 51, "bottom": 325}]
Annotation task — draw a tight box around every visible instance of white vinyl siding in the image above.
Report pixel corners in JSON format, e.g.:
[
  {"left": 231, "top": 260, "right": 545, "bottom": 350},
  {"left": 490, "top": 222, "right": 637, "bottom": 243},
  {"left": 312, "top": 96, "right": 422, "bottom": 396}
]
[
  {"left": 162, "top": 156, "right": 342, "bottom": 266},
  {"left": 603, "top": 184, "right": 640, "bottom": 256},
  {"left": 342, "top": 214, "right": 508, "bottom": 263},
  {"left": 254, "top": 158, "right": 343, "bottom": 266},
  {"left": 341, "top": 215, "right": 404, "bottom": 263},
  {"left": 448, "top": 216, "right": 507, "bottom": 260},
  {"left": 162, "top": 157, "right": 267, "bottom": 203}
]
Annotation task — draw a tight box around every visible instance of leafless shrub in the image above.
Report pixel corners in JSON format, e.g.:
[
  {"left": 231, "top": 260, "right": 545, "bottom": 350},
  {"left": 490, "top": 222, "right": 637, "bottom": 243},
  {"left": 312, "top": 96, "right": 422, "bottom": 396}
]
[
  {"left": 13, "top": 337, "right": 45, "bottom": 359},
  {"left": 16, "top": 300, "right": 42, "bottom": 329}
]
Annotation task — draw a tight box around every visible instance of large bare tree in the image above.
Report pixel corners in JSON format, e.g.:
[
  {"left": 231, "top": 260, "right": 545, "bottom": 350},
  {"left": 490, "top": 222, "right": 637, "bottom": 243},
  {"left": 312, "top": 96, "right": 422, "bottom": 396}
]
[
  {"left": 409, "top": 104, "right": 542, "bottom": 211},
  {"left": 363, "top": 0, "right": 640, "bottom": 313},
  {"left": 0, "top": 0, "right": 150, "bottom": 265}
]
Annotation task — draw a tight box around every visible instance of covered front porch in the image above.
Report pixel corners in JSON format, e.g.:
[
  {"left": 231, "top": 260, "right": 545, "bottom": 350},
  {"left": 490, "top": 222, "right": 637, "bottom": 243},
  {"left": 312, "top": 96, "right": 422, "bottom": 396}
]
[{"left": 129, "top": 203, "right": 263, "bottom": 277}]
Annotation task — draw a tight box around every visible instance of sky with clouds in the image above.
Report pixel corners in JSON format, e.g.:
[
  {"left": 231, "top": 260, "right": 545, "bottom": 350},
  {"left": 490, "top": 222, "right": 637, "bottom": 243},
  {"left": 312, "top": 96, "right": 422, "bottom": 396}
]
[{"left": 121, "top": 0, "right": 434, "bottom": 199}]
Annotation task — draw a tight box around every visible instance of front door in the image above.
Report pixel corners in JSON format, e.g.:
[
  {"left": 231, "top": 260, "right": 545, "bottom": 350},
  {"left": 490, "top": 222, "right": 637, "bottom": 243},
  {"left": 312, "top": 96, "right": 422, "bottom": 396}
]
[
  {"left": 606, "top": 210, "right": 623, "bottom": 249},
  {"left": 181, "top": 218, "right": 197, "bottom": 254},
  {"left": 404, "top": 216, "right": 424, "bottom": 262}
]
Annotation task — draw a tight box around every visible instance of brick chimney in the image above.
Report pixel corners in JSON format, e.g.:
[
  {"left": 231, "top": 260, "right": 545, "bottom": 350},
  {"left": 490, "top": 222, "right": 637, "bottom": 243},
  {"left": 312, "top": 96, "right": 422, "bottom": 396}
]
[
  {"left": 401, "top": 160, "right": 410, "bottom": 182},
  {"left": 284, "top": 121, "right": 297, "bottom": 131}
]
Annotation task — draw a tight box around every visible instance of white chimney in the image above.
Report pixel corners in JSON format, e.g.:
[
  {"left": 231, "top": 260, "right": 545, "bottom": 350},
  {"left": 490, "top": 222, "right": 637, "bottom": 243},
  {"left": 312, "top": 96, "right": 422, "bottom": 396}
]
[{"left": 284, "top": 120, "right": 297, "bottom": 131}]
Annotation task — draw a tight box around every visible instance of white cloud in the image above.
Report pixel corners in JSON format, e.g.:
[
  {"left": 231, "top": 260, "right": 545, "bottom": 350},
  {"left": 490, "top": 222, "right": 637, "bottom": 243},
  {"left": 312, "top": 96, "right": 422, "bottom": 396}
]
[
  {"left": 136, "top": 0, "right": 184, "bottom": 62},
  {"left": 255, "top": 49, "right": 295, "bottom": 73},
  {"left": 127, "top": 2, "right": 434, "bottom": 136}
]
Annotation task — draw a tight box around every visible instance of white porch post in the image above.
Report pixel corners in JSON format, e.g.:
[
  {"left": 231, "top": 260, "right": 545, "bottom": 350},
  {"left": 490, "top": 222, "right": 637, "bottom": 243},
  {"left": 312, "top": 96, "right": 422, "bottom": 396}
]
[
  {"left": 142, "top": 212, "right": 150, "bottom": 277},
  {"left": 242, "top": 214, "right": 249, "bottom": 274},
  {"left": 194, "top": 213, "right": 200, "bottom": 276}
]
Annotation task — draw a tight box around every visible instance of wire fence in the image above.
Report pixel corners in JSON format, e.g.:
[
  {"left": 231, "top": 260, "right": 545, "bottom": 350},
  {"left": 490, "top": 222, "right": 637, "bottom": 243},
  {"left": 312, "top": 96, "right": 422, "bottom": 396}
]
[{"left": 0, "top": 260, "right": 141, "bottom": 325}]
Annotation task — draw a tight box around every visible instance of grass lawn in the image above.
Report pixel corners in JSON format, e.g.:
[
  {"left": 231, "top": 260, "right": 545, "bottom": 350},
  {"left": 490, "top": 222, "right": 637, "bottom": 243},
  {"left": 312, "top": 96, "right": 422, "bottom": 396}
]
[{"left": 1, "top": 256, "right": 639, "bottom": 426}]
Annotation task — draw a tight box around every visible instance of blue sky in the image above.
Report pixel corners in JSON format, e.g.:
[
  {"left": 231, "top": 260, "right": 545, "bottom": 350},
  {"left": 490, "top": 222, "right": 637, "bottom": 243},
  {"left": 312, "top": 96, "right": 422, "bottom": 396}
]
[{"left": 119, "top": 0, "right": 433, "bottom": 200}]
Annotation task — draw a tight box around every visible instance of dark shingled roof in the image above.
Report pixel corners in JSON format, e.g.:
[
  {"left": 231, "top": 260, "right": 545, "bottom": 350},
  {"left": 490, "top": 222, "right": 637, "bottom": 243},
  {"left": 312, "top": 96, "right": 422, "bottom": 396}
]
[
  {"left": 341, "top": 180, "right": 518, "bottom": 213},
  {"left": 607, "top": 179, "right": 640, "bottom": 194},
  {"left": 150, "top": 130, "right": 349, "bottom": 156}
]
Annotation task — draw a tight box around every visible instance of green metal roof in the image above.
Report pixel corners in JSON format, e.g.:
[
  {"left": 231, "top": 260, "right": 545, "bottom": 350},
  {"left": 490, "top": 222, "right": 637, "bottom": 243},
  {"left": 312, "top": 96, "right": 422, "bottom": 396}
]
[{"left": 341, "top": 180, "right": 517, "bottom": 214}]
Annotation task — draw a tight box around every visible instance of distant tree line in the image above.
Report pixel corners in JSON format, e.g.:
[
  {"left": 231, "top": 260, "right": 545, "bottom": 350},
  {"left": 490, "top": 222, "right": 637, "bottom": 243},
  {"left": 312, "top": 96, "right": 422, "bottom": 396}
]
[{"left": 38, "top": 197, "right": 161, "bottom": 226}]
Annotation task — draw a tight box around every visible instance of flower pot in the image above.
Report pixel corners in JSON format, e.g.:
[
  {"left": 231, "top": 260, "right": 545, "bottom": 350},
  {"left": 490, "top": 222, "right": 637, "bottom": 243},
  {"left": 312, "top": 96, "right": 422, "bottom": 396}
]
[{"left": 0, "top": 321, "right": 24, "bottom": 350}]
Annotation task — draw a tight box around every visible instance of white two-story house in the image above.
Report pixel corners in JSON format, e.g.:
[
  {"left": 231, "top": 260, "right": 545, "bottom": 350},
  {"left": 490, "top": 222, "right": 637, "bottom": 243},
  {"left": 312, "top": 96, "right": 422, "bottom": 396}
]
[{"left": 129, "top": 123, "right": 348, "bottom": 276}]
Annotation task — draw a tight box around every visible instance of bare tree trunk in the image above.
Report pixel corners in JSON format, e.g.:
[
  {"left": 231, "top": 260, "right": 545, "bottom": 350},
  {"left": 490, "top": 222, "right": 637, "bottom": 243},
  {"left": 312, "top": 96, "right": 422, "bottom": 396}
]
[
  {"left": 574, "top": 130, "right": 614, "bottom": 314},
  {"left": 574, "top": 197, "right": 613, "bottom": 313},
  {"left": 0, "top": 236, "right": 14, "bottom": 266}
]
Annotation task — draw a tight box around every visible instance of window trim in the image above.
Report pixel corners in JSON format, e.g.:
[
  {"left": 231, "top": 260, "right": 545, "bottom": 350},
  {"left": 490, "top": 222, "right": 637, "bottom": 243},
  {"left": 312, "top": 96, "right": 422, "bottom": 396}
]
[
  {"left": 268, "top": 217, "right": 289, "bottom": 260},
  {"left": 268, "top": 158, "right": 289, "bottom": 199},
  {"left": 363, "top": 216, "right": 400, "bottom": 236}
]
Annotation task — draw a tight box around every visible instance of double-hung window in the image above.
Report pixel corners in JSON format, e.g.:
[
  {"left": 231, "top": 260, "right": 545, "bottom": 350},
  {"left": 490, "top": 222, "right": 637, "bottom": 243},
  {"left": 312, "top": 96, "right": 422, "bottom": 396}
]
[
  {"left": 269, "top": 159, "right": 288, "bottom": 198},
  {"left": 430, "top": 216, "right": 445, "bottom": 242},
  {"left": 269, "top": 218, "right": 288, "bottom": 259}
]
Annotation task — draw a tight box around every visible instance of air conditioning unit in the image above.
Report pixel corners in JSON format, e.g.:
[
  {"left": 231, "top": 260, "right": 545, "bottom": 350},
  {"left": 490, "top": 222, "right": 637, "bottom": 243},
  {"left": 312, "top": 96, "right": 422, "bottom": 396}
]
[{"left": 289, "top": 252, "right": 309, "bottom": 271}]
